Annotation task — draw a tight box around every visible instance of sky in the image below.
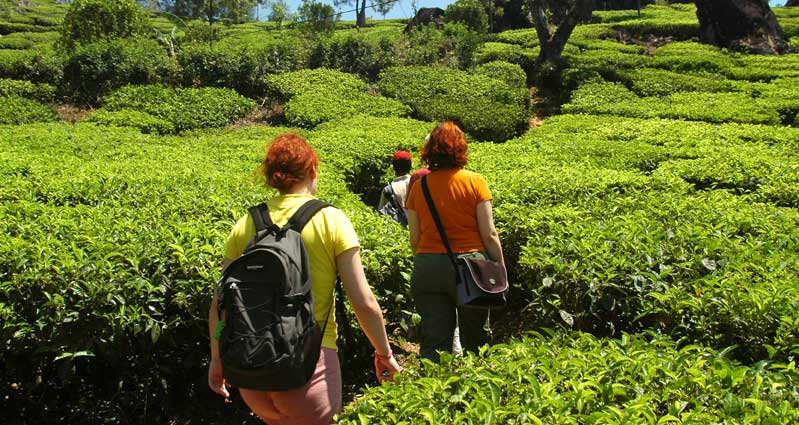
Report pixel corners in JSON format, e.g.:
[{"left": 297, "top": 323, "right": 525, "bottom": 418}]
[{"left": 254, "top": 0, "right": 790, "bottom": 22}]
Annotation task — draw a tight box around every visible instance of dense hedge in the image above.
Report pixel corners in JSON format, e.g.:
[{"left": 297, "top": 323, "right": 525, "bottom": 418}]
[
  {"left": 467, "top": 114, "right": 799, "bottom": 362},
  {"left": 0, "top": 93, "right": 56, "bottom": 124},
  {"left": 338, "top": 331, "right": 799, "bottom": 423},
  {"left": 0, "top": 48, "right": 63, "bottom": 85},
  {"left": 0, "top": 116, "right": 429, "bottom": 423},
  {"left": 309, "top": 31, "right": 399, "bottom": 81},
  {"left": 63, "top": 38, "right": 179, "bottom": 104},
  {"left": 378, "top": 65, "right": 529, "bottom": 142},
  {"left": 562, "top": 81, "right": 796, "bottom": 125},
  {"left": 178, "top": 36, "right": 309, "bottom": 98},
  {"left": 84, "top": 108, "right": 176, "bottom": 134},
  {"left": 265, "top": 68, "right": 410, "bottom": 128},
  {"left": 0, "top": 77, "right": 55, "bottom": 101},
  {"left": 99, "top": 85, "right": 256, "bottom": 132},
  {"left": 472, "top": 60, "right": 527, "bottom": 89}
]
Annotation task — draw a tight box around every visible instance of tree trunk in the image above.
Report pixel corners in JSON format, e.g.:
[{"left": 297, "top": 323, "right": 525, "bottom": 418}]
[
  {"left": 694, "top": 0, "right": 789, "bottom": 55},
  {"left": 357, "top": 0, "right": 367, "bottom": 27},
  {"left": 531, "top": 0, "right": 593, "bottom": 66}
]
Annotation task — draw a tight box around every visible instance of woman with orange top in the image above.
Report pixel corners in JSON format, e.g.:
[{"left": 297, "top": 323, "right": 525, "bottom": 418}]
[{"left": 404, "top": 122, "right": 506, "bottom": 362}]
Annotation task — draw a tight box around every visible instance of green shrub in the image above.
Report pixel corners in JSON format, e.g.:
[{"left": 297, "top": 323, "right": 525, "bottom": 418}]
[
  {"left": 63, "top": 38, "right": 179, "bottom": 104},
  {"left": 296, "top": 0, "right": 337, "bottom": 34},
  {"left": 0, "top": 77, "right": 55, "bottom": 102},
  {"left": 616, "top": 68, "right": 736, "bottom": 97},
  {"left": 266, "top": 68, "right": 410, "bottom": 127},
  {"left": 84, "top": 108, "right": 176, "bottom": 134},
  {"left": 493, "top": 28, "right": 538, "bottom": 47},
  {"left": 0, "top": 30, "right": 58, "bottom": 50},
  {"left": 563, "top": 81, "right": 783, "bottom": 125},
  {"left": 398, "top": 24, "right": 447, "bottom": 66},
  {"left": 378, "top": 65, "right": 529, "bottom": 142},
  {"left": 471, "top": 60, "right": 527, "bottom": 89},
  {"left": 58, "top": 0, "right": 151, "bottom": 50},
  {"left": 338, "top": 331, "right": 799, "bottom": 423},
  {"left": 182, "top": 20, "right": 220, "bottom": 43},
  {"left": 0, "top": 95, "right": 56, "bottom": 124},
  {"left": 101, "top": 85, "right": 256, "bottom": 132},
  {"left": 310, "top": 32, "right": 398, "bottom": 81},
  {"left": 472, "top": 41, "right": 538, "bottom": 70},
  {"left": 445, "top": 0, "right": 489, "bottom": 34},
  {"left": 651, "top": 41, "right": 736, "bottom": 74},
  {"left": 0, "top": 34, "right": 33, "bottom": 49},
  {"left": 284, "top": 95, "right": 411, "bottom": 128},
  {"left": 178, "top": 36, "right": 308, "bottom": 98},
  {"left": 0, "top": 48, "right": 63, "bottom": 85},
  {"left": 265, "top": 67, "right": 368, "bottom": 100}
]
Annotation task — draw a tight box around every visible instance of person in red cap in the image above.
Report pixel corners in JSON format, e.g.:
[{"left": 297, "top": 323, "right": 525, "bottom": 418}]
[{"left": 377, "top": 150, "right": 413, "bottom": 226}]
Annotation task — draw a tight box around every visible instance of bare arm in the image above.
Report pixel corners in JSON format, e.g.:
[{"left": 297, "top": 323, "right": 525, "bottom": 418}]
[
  {"left": 336, "top": 247, "right": 401, "bottom": 380},
  {"left": 476, "top": 200, "right": 504, "bottom": 267},
  {"left": 207, "top": 258, "right": 233, "bottom": 398},
  {"left": 407, "top": 209, "right": 420, "bottom": 253}
]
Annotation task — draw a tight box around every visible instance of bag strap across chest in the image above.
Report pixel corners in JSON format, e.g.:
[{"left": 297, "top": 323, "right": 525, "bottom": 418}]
[{"left": 421, "top": 175, "right": 458, "bottom": 269}]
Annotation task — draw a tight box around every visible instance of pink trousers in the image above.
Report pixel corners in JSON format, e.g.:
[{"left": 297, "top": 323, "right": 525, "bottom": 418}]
[{"left": 239, "top": 348, "right": 342, "bottom": 425}]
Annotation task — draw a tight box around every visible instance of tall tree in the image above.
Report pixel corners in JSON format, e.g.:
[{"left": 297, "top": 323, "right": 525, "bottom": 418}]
[
  {"left": 694, "top": 0, "right": 789, "bottom": 55},
  {"left": 786, "top": 0, "right": 798, "bottom": 7},
  {"left": 372, "top": 0, "right": 396, "bottom": 19},
  {"left": 525, "top": 0, "right": 593, "bottom": 65},
  {"left": 335, "top": 0, "right": 367, "bottom": 27}
]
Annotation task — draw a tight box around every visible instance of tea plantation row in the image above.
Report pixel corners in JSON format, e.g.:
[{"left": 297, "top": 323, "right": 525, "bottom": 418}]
[{"left": 4, "top": 112, "right": 799, "bottom": 422}]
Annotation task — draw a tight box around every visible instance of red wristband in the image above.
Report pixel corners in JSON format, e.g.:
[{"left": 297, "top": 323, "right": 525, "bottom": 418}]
[{"left": 374, "top": 350, "right": 393, "bottom": 361}]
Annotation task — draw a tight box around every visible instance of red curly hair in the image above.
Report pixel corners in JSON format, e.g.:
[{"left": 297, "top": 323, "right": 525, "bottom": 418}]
[
  {"left": 420, "top": 121, "right": 468, "bottom": 170},
  {"left": 262, "top": 133, "right": 319, "bottom": 192}
]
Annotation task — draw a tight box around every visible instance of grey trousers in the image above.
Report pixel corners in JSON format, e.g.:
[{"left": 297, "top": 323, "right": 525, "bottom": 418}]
[{"left": 411, "top": 253, "right": 490, "bottom": 362}]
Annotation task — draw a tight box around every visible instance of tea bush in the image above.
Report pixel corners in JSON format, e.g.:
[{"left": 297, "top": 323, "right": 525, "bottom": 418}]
[
  {"left": 310, "top": 31, "right": 399, "bottom": 81},
  {"left": 471, "top": 60, "right": 527, "bottom": 89},
  {"left": 378, "top": 65, "right": 529, "bottom": 142},
  {"left": 472, "top": 41, "right": 538, "bottom": 70},
  {"left": 338, "top": 331, "right": 799, "bottom": 423},
  {"left": 58, "top": 0, "right": 151, "bottom": 50},
  {"left": 615, "top": 68, "right": 736, "bottom": 97},
  {"left": 0, "top": 117, "right": 427, "bottom": 423},
  {"left": 100, "top": 85, "right": 256, "bottom": 132},
  {"left": 178, "top": 36, "right": 309, "bottom": 98},
  {"left": 62, "top": 38, "right": 179, "bottom": 104},
  {"left": 0, "top": 94, "right": 56, "bottom": 124},
  {"left": 265, "top": 68, "right": 410, "bottom": 128},
  {"left": 0, "top": 77, "right": 55, "bottom": 101},
  {"left": 444, "top": 0, "right": 489, "bottom": 34},
  {"left": 0, "top": 47, "right": 63, "bottom": 85},
  {"left": 563, "top": 81, "right": 785, "bottom": 125},
  {"left": 84, "top": 108, "right": 176, "bottom": 134}
]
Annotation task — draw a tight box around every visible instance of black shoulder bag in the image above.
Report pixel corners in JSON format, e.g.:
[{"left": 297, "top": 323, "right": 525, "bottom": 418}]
[{"left": 420, "top": 175, "right": 508, "bottom": 309}]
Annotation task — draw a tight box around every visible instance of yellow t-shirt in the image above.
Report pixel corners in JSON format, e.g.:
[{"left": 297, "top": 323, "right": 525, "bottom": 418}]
[
  {"left": 405, "top": 168, "right": 492, "bottom": 254},
  {"left": 223, "top": 194, "right": 360, "bottom": 350}
]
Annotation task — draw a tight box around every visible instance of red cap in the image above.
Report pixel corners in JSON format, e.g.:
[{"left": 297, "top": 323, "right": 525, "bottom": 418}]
[{"left": 392, "top": 151, "right": 412, "bottom": 161}]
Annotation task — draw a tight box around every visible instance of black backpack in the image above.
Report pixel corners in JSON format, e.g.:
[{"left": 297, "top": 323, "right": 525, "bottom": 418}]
[
  {"left": 217, "top": 199, "right": 331, "bottom": 391},
  {"left": 378, "top": 183, "right": 408, "bottom": 226}
]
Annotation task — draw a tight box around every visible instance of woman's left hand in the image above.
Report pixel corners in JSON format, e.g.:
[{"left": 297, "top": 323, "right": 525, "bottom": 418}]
[
  {"left": 374, "top": 351, "right": 402, "bottom": 383},
  {"left": 208, "top": 358, "right": 230, "bottom": 398}
]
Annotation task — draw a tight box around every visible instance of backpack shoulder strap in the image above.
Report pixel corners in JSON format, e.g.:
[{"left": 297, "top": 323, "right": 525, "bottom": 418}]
[
  {"left": 285, "top": 199, "right": 332, "bottom": 233},
  {"left": 249, "top": 203, "right": 275, "bottom": 232}
]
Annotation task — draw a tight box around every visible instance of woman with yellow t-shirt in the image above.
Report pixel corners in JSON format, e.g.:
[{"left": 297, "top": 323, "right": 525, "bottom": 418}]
[
  {"left": 207, "top": 133, "right": 401, "bottom": 424},
  {"left": 405, "top": 121, "right": 506, "bottom": 362}
]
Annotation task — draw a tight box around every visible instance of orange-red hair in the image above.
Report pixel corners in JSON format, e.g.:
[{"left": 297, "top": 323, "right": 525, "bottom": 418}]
[
  {"left": 421, "top": 121, "right": 468, "bottom": 170},
  {"left": 262, "top": 133, "right": 319, "bottom": 192}
]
